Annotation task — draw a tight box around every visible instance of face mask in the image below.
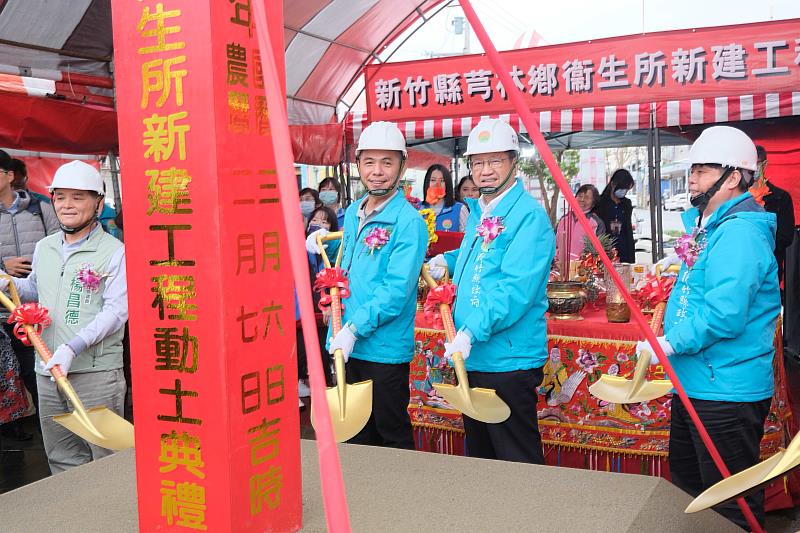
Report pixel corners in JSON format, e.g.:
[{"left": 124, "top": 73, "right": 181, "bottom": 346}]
[
  {"left": 425, "top": 186, "right": 446, "bottom": 205},
  {"left": 753, "top": 168, "right": 761, "bottom": 180},
  {"left": 300, "top": 200, "right": 315, "bottom": 216},
  {"left": 613, "top": 189, "right": 628, "bottom": 199},
  {"left": 307, "top": 224, "right": 323, "bottom": 236},
  {"left": 319, "top": 190, "right": 338, "bottom": 205}
]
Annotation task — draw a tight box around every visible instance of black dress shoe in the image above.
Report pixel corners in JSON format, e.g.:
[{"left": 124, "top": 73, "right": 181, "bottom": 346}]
[{"left": 1, "top": 425, "right": 33, "bottom": 441}]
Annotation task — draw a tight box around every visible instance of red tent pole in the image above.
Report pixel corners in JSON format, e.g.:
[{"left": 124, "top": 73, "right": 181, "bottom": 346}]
[{"left": 458, "top": 1, "right": 764, "bottom": 531}]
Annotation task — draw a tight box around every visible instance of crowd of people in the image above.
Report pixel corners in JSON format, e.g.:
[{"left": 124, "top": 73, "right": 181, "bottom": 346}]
[
  {"left": 297, "top": 120, "right": 791, "bottom": 530},
  {"left": 1, "top": 116, "right": 795, "bottom": 530}
]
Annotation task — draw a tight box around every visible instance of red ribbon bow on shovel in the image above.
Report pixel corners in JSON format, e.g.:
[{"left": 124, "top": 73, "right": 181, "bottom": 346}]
[
  {"left": 7, "top": 303, "right": 52, "bottom": 346},
  {"left": 638, "top": 274, "right": 676, "bottom": 308},
  {"left": 314, "top": 267, "right": 351, "bottom": 312},
  {"left": 423, "top": 282, "right": 456, "bottom": 330}
]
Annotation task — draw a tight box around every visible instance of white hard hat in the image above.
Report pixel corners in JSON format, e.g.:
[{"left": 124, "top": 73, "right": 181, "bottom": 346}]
[
  {"left": 464, "top": 118, "right": 519, "bottom": 156},
  {"left": 688, "top": 126, "right": 758, "bottom": 171},
  {"left": 49, "top": 160, "right": 104, "bottom": 195},
  {"left": 357, "top": 121, "right": 407, "bottom": 157}
]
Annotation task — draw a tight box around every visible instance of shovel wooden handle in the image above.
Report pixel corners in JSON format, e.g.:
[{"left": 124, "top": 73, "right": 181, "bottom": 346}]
[
  {"left": 649, "top": 302, "right": 666, "bottom": 336},
  {"left": 0, "top": 290, "right": 65, "bottom": 380},
  {"left": 317, "top": 232, "right": 345, "bottom": 336},
  {"left": 420, "top": 265, "right": 457, "bottom": 341}
]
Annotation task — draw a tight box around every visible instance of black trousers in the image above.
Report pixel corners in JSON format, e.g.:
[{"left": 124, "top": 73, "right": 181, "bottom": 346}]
[
  {"left": 669, "top": 395, "right": 771, "bottom": 530},
  {"left": 462, "top": 367, "right": 545, "bottom": 464},
  {"left": 345, "top": 358, "right": 413, "bottom": 450}
]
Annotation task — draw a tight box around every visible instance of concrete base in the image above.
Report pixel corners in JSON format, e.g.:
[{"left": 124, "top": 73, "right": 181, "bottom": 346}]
[{"left": 0, "top": 441, "right": 738, "bottom": 532}]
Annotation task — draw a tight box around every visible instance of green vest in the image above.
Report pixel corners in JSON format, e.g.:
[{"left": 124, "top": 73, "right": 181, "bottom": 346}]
[{"left": 34, "top": 228, "right": 125, "bottom": 375}]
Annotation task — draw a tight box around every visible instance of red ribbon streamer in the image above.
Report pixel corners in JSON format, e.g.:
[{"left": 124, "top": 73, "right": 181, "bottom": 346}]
[
  {"left": 638, "top": 274, "right": 675, "bottom": 308},
  {"left": 7, "top": 303, "right": 52, "bottom": 346},
  {"left": 423, "top": 282, "right": 456, "bottom": 330},
  {"left": 314, "top": 268, "right": 350, "bottom": 312}
]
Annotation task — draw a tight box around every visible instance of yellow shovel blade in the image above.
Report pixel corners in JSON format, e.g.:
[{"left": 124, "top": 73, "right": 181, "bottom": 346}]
[
  {"left": 589, "top": 376, "right": 674, "bottom": 404},
  {"left": 589, "top": 349, "right": 673, "bottom": 404},
  {"left": 765, "top": 428, "right": 800, "bottom": 481},
  {"left": 326, "top": 380, "right": 373, "bottom": 442},
  {"left": 311, "top": 380, "right": 373, "bottom": 442},
  {"left": 685, "top": 448, "right": 800, "bottom": 513},
  {"left": 434, "top": 352, "right": 510, "bottom": 424},
  {"left": 434, "top": 383, "right": 511, "bottom": 424},
  {"left": 53, "top": 406, "right": 135, "bottom": 451}
]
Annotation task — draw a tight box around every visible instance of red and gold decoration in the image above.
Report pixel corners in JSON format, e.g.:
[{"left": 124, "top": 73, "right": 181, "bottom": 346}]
[
  {"left": 314, "top": 267, "right": 350, "bottom": 312},
  {"left": 409, "top": 308, "right": 794, "bottom": 509},
  {"left": 7, "top": 303, "right": 52, "bottom": 346}
]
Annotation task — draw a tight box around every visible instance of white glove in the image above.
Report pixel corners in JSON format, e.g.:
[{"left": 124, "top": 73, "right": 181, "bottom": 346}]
[
  {"left": 443, "top": 330, "right": 472, "bottom": 362},
  {"left": 427, "top": 254, "right": 448, "bottom": 281},
  {"left": 305, "top": 228, "right": 329, "bottom": 255},
  {"left": 635, "top": 336, "right": 674, "bottom": 365},
  {"left": 651, "top": 253, "right": 681, "bottom": 276},
  {"left": 0, "top": 272, "right": 10, "bottom": 292},
  {"left": 44, "top": 344, "right": 76, "bottom": 376},
  {"left": 329, "top": 324, "right": 357, "bottom": 362}
]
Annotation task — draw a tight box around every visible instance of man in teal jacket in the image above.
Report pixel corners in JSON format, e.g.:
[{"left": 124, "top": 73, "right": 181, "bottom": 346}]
[
  {"left": 636, "top": 126, "right": 780, "bottom": 529},
  {"left": 429, "top": 118, "right": 555, "bottom": 463},
  {"left": 324, "top": 121, "right": 428, "bottom": 449}
]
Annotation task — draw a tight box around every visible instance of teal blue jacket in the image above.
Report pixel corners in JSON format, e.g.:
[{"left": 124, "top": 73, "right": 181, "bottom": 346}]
[
  {"left": 444, "top": 180, "right": 555, "bottom": 372},
  {"left": 664, "top": 193, "right": 780, "bottom": 402},
  {"left": 333, "top": 192, "right": 428, "bottom": 364}
]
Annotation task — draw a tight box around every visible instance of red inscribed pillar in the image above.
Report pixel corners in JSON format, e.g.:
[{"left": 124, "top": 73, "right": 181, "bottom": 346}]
[{"left": 111, "top": 2, "right": 301, "bottom": 531}]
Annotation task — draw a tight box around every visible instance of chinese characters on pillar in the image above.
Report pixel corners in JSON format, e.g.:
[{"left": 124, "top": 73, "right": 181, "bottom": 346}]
[
  {"left": 220, "top": 0, "right": 293, "bottom": 518},
  {"left": 137, "top": 3, "right": 206, "bottom": 529}
]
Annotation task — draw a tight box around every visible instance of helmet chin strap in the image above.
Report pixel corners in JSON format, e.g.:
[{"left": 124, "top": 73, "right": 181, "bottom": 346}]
[
  {"left": 478, "top": 157, "right": 517, "bottom": 195},
  {"left": 367, "top": 160, "right": 405, "bottom": 197},
  {"left": 689, "top": 167, "right": 733, "bottom": 212}
]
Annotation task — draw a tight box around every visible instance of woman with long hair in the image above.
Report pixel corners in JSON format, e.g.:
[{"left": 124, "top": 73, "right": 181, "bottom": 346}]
[
  {"left": 594, "top": 169, "right": 636, "bottom": 263},
  {"left": 420, "top": 164, "right": 467, "bottom": 232},
  {"left": 456, "top": 176, "right": 480, "bottom": 204}
]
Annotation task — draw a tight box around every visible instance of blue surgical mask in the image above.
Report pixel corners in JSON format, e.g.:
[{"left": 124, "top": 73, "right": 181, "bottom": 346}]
[
  {"left": 300, "top": 200, "right": 315, "bottom": 216},
  {"left": 307, "top": 224, "right": 323, "bottom": 236},
  {"left": 319, "top": 190, "right": 338, "bottom": 205},
  {"left": 614, "top": 189, "right": 628, "bottom": 199}
]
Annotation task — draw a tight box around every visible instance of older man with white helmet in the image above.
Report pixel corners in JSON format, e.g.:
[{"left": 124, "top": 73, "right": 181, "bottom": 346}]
[
  {"left": 428, "top": 118, "right": 555, "bottom": 463},
  {"left": 1, "top": 160, "right": 128, "bottom": 473},
  {"left": 309, "top": 121, "right": 427, "bottom": 449},
  {"left": 637, "top": 126, "right": 780, "bottom": 529}
]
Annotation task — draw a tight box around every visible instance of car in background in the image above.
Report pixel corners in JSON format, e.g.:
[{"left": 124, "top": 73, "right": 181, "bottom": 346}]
[{"left": 664, "top": 191, "right": 690, "bottom": 211}]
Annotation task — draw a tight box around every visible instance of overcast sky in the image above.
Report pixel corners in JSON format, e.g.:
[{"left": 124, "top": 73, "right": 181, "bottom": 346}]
[{"left": 390, "top": 0, "right": 800, "bottom": 60}]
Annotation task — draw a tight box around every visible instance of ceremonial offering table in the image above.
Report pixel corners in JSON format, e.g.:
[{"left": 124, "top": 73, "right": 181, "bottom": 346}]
[
  {"left": 410, "top": 307, "right": 796, "bottom": 510},
  {"left": 0, "top": 442, "right": 738, "bottom": 532}
]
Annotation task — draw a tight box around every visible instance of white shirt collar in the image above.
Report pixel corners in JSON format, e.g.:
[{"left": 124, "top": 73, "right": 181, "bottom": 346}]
[{"left": 478, "top": 181, "right": 517, "bottom": 219}]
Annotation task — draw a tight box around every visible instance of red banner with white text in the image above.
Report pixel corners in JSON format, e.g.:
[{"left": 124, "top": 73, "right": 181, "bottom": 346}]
[{"left": 366, "top": 18, "right": 800, "bottom": 122}]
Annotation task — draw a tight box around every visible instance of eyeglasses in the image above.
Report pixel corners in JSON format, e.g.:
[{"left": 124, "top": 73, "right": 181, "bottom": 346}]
[{"left": 469, "top": 157, "right": 509, "bottom": 171}]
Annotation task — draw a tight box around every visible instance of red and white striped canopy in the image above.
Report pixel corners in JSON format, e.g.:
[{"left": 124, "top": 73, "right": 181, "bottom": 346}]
[{"left": 346, "top": 91, "right": 800, "bottom": 145}]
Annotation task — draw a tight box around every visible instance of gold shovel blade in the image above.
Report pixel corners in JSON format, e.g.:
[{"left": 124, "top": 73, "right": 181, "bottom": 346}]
[
  {"left": 53, "top": 406, "right": 135, "bottom": 451},
  {"left": 589, "top": 349, "right": 673, "bottom": 404},
  {"left": 685, "top": 448, "right": 800, "bottom": 513},
  {"left": 312, "top": 380, "right": 373, "bottom": 442},
  {"left": 589, "top": 376, "right": 674, "bottom": 404},
  {"left": 434, "top": 383, "right": 511, "bottom": 424}
]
